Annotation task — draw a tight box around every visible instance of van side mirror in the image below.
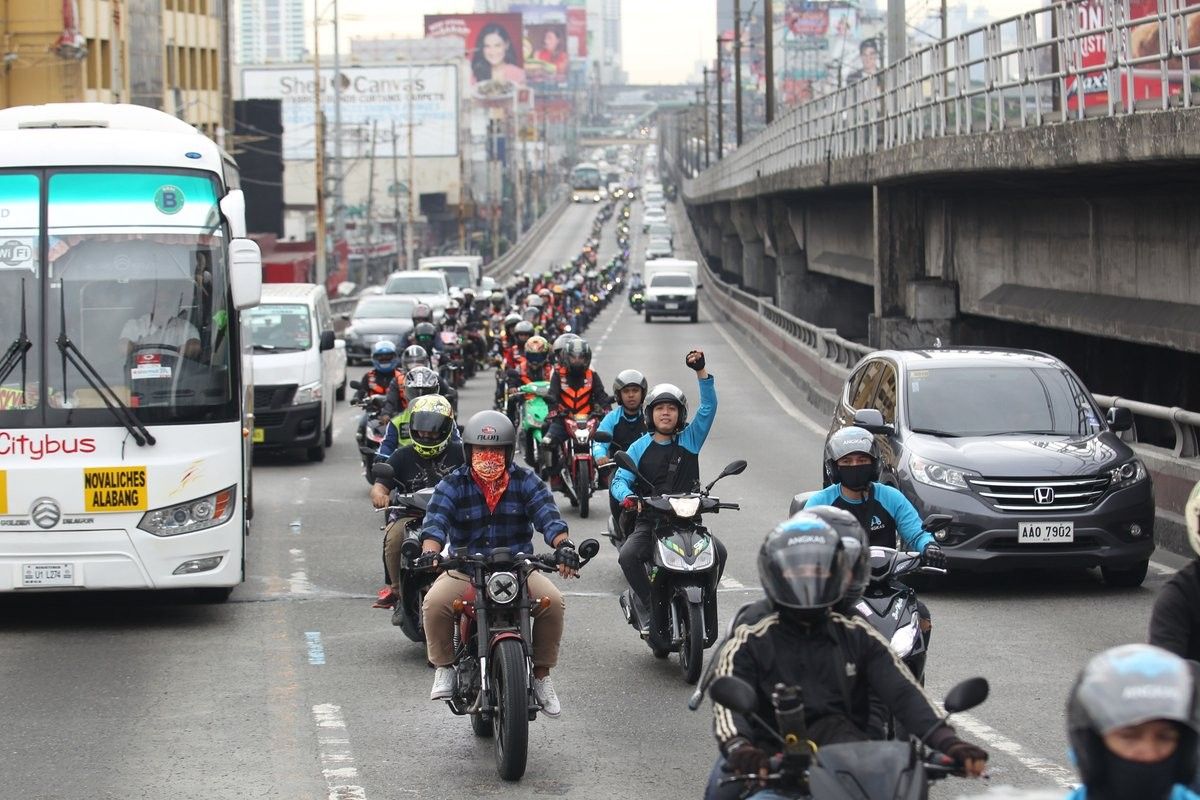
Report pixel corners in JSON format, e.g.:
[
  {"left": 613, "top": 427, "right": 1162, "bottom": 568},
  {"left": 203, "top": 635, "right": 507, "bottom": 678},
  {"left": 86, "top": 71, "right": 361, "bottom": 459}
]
[
  {"left": 319, "top": 330, "right": 336, "bottom": 352},
  {"left": 219, "top": 190, "right": 247, "bottom": 239},
  {"left": 229, "top": 238, "right": 262, "bottom": 310},
  {"left": 1107, "top": 406, "right": 1133, "bottom": 433}
]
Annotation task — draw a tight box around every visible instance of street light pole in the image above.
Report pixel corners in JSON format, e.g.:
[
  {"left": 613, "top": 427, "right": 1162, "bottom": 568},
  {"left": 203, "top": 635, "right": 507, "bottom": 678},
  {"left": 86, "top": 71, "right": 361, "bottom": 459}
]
[
  {"left": 734, "top": 0, "right": 743, "bottom": 146},
  {"left": 702, "top": 67, "right": 711, "bottom": 168},
  {"left": 312, "top": 0, "right": 327, "bottom": 290},
  {"left": 715, "top": 40, "right": 724, "bottom": 159},
  {"left": 332, "top": 0, "right": 344, "bottom": 256},
  {"left": 764, "top": 0, "right": 775, "bottom": 124}
]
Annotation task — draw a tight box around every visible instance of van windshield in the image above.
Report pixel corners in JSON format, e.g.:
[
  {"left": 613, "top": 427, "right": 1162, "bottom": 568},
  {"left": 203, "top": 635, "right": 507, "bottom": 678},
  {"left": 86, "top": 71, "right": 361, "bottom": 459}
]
[
  {"left": 385, "top": 275, "right": 445, "bottom": 295},
  {"left": 248, "top": 304, "right": 312, "bottom": 352},
  {"left": 424, "top": 265, "right": 471, "bottom": 289},
  {"left": 650, "top": 274, "right": 693, "bottom": 288},
  {"left": 906, "top": 366, "right": 1103, "bottom": 437}
]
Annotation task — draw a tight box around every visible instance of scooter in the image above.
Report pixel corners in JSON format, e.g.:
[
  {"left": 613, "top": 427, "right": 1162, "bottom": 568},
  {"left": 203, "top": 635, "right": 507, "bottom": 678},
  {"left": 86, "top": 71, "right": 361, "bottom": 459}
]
[
  {"left": 515, "top": 381, "right": 550, "bottom": 467},
  {"left": 611, "top": 451, "right": 746, "bottom": 684},
  {"left": 371, "top": 462, "right": 436, "bottom": 642},
  {"left": 706, "top": 672, "right": 990, "bottom": 799},
  {"left": 349, "top": 381, "right": 388, "bottom": 484}
]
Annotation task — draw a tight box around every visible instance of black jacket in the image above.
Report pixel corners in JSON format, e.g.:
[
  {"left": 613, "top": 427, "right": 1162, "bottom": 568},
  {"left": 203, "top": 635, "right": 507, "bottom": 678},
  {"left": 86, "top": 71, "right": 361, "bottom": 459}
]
[
  {"left": 382, "top": 443, "right": 465, "bottom": 494},
  {"left": 1150, "top": 560, "right": 1200, "bottom": 662},
  {"left": 712, "top": 610, "right": 954, "bottom": 754}
]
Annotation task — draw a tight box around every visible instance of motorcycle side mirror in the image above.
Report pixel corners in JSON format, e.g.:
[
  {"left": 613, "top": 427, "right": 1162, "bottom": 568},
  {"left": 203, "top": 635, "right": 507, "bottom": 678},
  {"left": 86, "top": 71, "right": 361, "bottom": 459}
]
[
  {"left": 704, "top": 459, "right": 748, "bottom": 492},
  {"left": 593, "top": 431, "right": 612, "bottom": 444},
  {"left": 942, "top": 676, "right": 989, "bottom": 714},
  {"left": 371, "top": 463, "right": 395, "bottom": 482},
  {"left": 613, "top": 450, "right": 653, "bottom": 488},
  {"left": 922, "top": 514, "right": 953, "bottom": 533},
  {"left": 349, "top": 380, "right": 362, "bottom": 390},
  {"left": 578, "top": 539, "right": 600, "bottom": 560},
  {"left": 709, "top": 676, "right": 759, "bottom": 715}
]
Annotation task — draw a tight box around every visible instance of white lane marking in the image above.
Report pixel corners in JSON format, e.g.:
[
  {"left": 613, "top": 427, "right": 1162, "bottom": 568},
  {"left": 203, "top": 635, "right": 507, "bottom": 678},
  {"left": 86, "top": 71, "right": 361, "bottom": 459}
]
[
  {"left": 290, "top": 519, "right": 302, "bottom": 534},
  {"left": 952, "top": 711, "right": 1077, "bottom": 790},
  {"left": 289, "top": 548, "right": 312, "bottom": 595},
  {"left": 1151, "top": 562, "right": 1178, "bottom": 576},
  {"left": 296, "top": 476, "right": 311, "bottom": 506},
  {"left": 311, "top": 704, "right": 368, "bottom": 800},
  {"left": 718, "top": 575, "right": 744, "bottom": 589},
  {"left": 708, "top": 315, "right": 828, "bottom": 437},
  {"left": 305, "top": 631, "right": 327, "bottom": 665}
]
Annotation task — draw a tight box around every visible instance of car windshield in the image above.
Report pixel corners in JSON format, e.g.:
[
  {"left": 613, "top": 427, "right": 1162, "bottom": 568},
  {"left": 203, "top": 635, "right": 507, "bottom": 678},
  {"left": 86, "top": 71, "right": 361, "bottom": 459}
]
[
  {"left": 649, "top": 225, "right": 672, "bottom": 236},
  {"left": 248, "top": 304, "right": 312, "bottom": 351},
  {"left": 906, "top": 366, "right": 1103, "bottom": 437},
  {"left": 353, "top": 297, "right": 415, "bottom": 319},
  {"left": 650, "top": 274, "right": 693, "bottom": 288},
  {"left": 385, "top": 275, "right": 444, "bottom": 295}
]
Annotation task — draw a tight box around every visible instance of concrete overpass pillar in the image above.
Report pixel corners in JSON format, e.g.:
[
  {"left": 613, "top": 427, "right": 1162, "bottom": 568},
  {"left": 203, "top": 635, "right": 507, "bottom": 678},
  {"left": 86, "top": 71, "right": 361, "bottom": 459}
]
[
  {"left": 776, "top": 202, "right": 871, "bottom": 340},
  {"left": 721, "top": 235, "right": 744, "bottom": 284},
  {"left": 730, "top": 200, "right": 765, "bottom": 293},
  {"left": 871, "top": 185, "right": 955, "bottom": 349}
]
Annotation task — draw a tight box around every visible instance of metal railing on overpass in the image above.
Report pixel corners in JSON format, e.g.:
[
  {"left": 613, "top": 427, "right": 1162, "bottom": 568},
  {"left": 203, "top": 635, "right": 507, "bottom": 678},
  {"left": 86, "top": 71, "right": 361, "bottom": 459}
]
[{"left": 688, "top": 0, "right": 1200, "bottom": 198}]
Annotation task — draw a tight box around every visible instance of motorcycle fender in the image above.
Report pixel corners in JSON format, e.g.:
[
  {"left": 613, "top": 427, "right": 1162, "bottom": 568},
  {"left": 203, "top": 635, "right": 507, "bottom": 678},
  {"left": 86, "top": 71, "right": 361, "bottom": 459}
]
[
  {"left": 489, "top": 631, "right": 526, "bottom": 654},
  {"left": 682, "top": 585, "right": 704, "bottom": 605}
]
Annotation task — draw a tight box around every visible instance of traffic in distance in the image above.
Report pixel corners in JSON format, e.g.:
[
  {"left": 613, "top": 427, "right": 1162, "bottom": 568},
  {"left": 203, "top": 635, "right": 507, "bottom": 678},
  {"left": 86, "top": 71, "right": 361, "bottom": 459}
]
[{"left": 2, "top": 106, "right": 1200, "bottom": 800}]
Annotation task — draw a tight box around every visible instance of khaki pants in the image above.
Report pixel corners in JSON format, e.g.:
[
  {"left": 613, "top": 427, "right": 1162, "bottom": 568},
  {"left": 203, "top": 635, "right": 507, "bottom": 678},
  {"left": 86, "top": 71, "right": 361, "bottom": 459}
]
[
  {"left": 423, "top": 569, "right": 565, "bottom": 669},
  {"left": 382, "top": 520, "right": 412, "bottom": 592}
]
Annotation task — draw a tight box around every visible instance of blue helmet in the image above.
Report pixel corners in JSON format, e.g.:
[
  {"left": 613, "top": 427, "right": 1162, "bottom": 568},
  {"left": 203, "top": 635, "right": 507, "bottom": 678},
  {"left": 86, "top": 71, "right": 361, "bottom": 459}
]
[{"left": 371, "top": 340, "right": 398, "bottom": 373}]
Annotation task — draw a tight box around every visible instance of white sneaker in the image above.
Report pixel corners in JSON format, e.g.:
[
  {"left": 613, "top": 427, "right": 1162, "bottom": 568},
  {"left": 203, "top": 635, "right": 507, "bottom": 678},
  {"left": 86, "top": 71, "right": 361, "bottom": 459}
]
[
  {"left": 532, "top": 675, "right": 561, "bottom": 718},
  {"left": 430, "top": 666, "right": 454, "bottom": 700}
]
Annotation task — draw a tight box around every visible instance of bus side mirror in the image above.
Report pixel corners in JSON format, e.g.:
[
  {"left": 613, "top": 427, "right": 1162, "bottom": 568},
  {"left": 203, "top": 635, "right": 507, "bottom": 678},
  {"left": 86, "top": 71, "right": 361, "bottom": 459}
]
[{"left": 229, "top": 238, "right": 263, "bottom": 310}]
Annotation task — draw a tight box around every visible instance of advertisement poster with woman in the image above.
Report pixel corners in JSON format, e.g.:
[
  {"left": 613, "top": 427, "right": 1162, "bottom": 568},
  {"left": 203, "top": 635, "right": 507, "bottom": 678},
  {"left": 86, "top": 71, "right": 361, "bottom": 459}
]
[
  {"left": 525, "top": 24, "right": 569, "bottom": 85},
  {"left": 425, "top": 13, "right": 526, "bottom": 97}
]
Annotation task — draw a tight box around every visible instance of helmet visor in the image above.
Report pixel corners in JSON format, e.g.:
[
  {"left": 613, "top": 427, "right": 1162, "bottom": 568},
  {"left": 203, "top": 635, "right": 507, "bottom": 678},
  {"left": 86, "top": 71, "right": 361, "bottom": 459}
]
[
  {"left": 409, "top": 411, "right": 453, "bottom": 445},
  {"left": 760, "top": 542, "right": 846, "bottom": 609}
]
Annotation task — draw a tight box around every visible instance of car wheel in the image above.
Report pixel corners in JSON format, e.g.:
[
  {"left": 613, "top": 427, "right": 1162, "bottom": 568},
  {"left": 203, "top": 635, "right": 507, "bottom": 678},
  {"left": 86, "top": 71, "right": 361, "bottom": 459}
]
[
  {"left": 644, "top": 313, "right": 652, "bottom": 324},
  {"left": 689, "top": 310, "right": 698, "bottom": 323},
  {"left": 1101, "top": 559, "right": 1148, "bottom": 588},
  {"left": 324, "top": 419, "right": 334, "bottom": 448},
  {"left": 335, "top": 378, "right": 346, "bottom": 401}
]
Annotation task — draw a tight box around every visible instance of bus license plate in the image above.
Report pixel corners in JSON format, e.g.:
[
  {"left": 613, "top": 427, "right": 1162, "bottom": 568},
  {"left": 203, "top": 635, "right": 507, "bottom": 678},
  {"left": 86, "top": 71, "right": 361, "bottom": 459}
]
[
  {"left": 664, "top": 303, "right": 679, "bottom": 310},
  {"left": 253, "top": 427, "right": 265, "bottom": 443},
  {"left": 1018, "top": 521, "right": 1074, "bottom": 543},
  {"left": 23, "top": 563, "right": 75, "bottom": 587}
]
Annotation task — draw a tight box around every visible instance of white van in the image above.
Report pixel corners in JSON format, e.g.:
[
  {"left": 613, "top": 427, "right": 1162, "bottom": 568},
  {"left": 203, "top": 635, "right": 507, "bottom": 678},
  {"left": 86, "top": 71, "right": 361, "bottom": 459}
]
[
  {"left": 642, "top": 259, "right": 700, "bottom": 323},
  {"left": 247, "top": 284, "right": 347, "bottom": 462},
  {"left": 418, "top": 255, "right": 484, "bottom": 291}
]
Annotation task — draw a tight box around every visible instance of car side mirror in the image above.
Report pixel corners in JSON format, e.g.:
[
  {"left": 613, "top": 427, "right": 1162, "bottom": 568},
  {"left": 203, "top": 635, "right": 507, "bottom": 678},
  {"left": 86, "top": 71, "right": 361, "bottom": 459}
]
[
  {"left": 319, "top": 330, "right": 336, "bottom": 351},
  {"left": 943, "top": 677, "right": 989, "bottom": 714},
  {"left": 852, "top": 408, "right": 885, "bottom": 429},
  {"left": 709, "top": 676, "right": 759, "bottom": 715},
  {"left": 1107, "top": 406, "right": 1133, "bottom": 433}
]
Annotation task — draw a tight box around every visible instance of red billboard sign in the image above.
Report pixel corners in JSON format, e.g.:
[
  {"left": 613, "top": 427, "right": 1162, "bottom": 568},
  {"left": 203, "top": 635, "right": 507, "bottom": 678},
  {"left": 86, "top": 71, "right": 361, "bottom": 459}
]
[{"left": 566, "top": 8, "right": 587, "bottom": 57}]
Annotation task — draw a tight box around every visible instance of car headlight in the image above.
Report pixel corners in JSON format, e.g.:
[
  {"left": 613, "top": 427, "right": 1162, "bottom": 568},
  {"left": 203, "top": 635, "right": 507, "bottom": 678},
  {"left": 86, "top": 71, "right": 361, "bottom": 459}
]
[
  {"left": 293, "top": 380, "right": 322, "bottom": 405},
  {"left": 486, "top": 571, "right": 520, "bottom": 604},
  {"left": 908, "top": 454, "right": 975, "bottom": 491},
  {"left": 138, "top": 486, "right": 237, "bottom": 537},
  {"left": 1110, "top": 459, "right": 1147, "bottom": 488},
  {"left": 668, "top": 496, "right": 701, "bottom": 517}
]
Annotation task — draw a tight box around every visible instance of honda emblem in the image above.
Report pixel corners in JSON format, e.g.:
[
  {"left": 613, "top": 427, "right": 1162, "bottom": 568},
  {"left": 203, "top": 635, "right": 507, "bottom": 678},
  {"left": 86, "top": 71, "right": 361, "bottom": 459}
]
[{"left": 1033, "top": 487, "right": 1055, "bottom": 505}]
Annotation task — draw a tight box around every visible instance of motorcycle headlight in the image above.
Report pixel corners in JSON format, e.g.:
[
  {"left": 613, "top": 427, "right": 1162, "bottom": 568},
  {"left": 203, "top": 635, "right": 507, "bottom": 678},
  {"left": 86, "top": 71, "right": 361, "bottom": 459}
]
[
  {"left": 573, "top": 428, "right": 591, "bottom": 443},
  {"left": 889, "top": 615, "right": 921, "bottom": 657},
  {"left": 668, "top": 497, "right": 701, "bottom": 517},
  {"left": 486, "top": 571, "right": 520, "bottom": 604},
  {"left": 908, "top": 454, "right": 975, "bottom": 491},
  {"left": 656, "top": 538, "right": 714, "bottom": 570},
  {"left": 1110, "top": 459, "right": 1147, "bottom": 489},
  {"left": 138, "top": 486, "right": 237, "bottom": 537},
  {"left": 293, "top": 380, "right": 323, "bottom": 405}
]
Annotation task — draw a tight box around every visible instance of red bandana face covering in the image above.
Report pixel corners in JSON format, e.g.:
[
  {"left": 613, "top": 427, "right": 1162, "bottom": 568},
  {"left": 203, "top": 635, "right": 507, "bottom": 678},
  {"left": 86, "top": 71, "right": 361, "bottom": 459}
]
[{"left": 471, "top": 449, "right": 510, "bottom": 512}]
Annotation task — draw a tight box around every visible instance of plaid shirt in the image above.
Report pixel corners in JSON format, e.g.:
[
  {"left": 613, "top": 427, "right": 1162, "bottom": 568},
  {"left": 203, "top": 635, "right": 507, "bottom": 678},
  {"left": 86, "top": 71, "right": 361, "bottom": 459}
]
[{"left": 421, "top": 463, "right": 568, "bottom": 554}]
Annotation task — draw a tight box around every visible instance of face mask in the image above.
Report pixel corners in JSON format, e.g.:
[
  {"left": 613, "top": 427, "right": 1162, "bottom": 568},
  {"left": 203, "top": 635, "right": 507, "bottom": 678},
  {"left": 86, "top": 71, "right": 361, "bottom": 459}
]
[
  {"left": 1093, "top": 752, "right": 1181, "bottom": 800},
  {"left": 839, "top": 463, "right": 875, "bottom": 491},
  {"left": 471, "top": 448, "right": 507, "bottom": 481}
]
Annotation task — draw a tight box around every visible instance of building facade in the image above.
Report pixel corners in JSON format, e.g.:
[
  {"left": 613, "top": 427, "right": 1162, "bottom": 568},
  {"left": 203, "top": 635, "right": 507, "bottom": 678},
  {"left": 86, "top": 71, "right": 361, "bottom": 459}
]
[
  {"left": 0, "top": 0, "right": 228, "bottom": 140},
  {"left": 237, "top": 0, "right": 306, "bottom": 64}
]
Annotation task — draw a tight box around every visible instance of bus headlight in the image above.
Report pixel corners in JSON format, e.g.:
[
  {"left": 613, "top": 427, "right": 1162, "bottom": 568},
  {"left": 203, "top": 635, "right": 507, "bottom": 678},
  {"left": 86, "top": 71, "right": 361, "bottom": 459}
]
[
  {"left": 293, "top": 380, "right": 323, "bottom": 405},
  {"left": 138, "top": 486, "right": 237, "bottom": 537}
]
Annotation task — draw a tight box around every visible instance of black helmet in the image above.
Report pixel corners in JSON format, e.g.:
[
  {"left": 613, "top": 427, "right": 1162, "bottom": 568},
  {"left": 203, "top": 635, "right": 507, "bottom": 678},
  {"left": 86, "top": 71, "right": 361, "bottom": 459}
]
[
  {"left": 825, "top": 426, "right": 881, "bottom": 484},
  {"left": 462, "top": 409, "right": 517, "bottom": 465},
  {"left": 563, "top": 338, "right": 592, "bottom": 378},
  {"left": 1068, "top": 644, "right": 1200, "bottom": 795},
  {"left": 612, "top": 368, "right": 648, "bottom": 399},
  {"left": 758, "top": 512, "right": 847, "bottom": 611},
  {"left": 644, "top": 383, "right": 688, "bottom": 432},
  {"left": 803, "top": 506, "right": 870, "bottom": 605},
  {"left": 401, "top": 344, "right": 429, "bottom": 371},
  {"left": 413, "top": 322, "right": 437, "bottom": 348},
  {"left": 403, "top": 366, "right": 439, "bottom": 399}
]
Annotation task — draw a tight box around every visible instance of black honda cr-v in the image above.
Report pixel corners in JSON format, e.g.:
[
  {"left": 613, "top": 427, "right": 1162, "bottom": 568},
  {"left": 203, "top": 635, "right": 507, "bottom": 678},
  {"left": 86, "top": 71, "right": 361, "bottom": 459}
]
[{"left": 820, "top": 348, "right": 1154, "bottom": 587}]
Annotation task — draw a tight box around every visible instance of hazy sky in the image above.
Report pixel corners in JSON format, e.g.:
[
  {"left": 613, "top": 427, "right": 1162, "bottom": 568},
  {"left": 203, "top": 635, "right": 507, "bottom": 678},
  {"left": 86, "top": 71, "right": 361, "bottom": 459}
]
[{"left": 311, "top": 0, "right": 1043, "bottom": 84}]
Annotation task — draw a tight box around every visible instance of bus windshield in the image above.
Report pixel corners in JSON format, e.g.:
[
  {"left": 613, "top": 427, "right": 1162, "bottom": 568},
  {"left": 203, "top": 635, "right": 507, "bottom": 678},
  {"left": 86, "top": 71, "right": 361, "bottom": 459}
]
[
  {"left": 0, "top": 169, "right": 237, "bottom": 428},
  {"left": 570, "top": 164, "right": 601, "bottom": 190}
]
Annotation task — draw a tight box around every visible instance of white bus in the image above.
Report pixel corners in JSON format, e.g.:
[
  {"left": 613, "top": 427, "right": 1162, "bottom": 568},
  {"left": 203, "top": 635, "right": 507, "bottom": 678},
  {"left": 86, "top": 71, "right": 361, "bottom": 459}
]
[{"left": 0, "top": 104, "right": 262, "bottom": 601}]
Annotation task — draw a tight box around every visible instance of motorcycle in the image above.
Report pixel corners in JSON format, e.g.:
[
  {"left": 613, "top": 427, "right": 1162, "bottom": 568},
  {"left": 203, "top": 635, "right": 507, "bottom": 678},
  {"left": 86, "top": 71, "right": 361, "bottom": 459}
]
[
  {"left": 548, "top": 414, "right": 608, "bottom": 518},
  {"left": 371, "top": 462, "right": 437, "bottom": 642},
  {"left": 417, "top": 539, "right": 602, "bottom": 781},
  {"left": 610, "top": 451, "right": 746, "bottom": 684},
  {"left": 629, "top": 291, "right": 644, "bottom": 314},
  {"left": 706, "top": 672, "right": 990, "bottom": 799},
  {"left": 437, "top": 330, "right": 465, "bottom": 389},
  {"left": 349, "top": 381, "right": 389, "bottom": 484},
  {"left": 515, "top": 381, "right": 551, "bottom": 467}
]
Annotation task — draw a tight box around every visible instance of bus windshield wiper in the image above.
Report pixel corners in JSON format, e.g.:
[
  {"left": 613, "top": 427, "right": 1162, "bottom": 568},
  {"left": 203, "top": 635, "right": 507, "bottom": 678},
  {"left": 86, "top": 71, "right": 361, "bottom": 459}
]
[
  {"left": 0, "top": 277, "right": 32, "bottom": 394},
  {"left": 54, "top": 285, "right": 155, "bottom": 447}
]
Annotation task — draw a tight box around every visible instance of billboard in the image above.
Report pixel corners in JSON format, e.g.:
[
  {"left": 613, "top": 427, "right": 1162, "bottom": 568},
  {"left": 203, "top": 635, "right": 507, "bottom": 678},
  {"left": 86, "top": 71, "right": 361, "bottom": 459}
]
[
  {"left": 513, "top": 4, "right": 569, "bottom": 87},
  {"left": 425, "top": 13, "right": 526, "bottom": 96},
  {"left": 240, "top": 64, "right": 459, "bottom": 161},
  {"left": 566, "top": 7, "right": 588, "bottom": 57},
  {"left": 776, "top": 2, "right": 883, "bottom": 98}
]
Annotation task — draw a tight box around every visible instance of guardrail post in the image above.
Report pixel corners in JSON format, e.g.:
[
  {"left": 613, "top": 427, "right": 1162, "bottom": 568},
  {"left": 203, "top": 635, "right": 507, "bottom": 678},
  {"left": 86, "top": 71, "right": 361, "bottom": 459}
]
[{"left": 1172, "top": 407, "right": 1199, "bottom": 458}]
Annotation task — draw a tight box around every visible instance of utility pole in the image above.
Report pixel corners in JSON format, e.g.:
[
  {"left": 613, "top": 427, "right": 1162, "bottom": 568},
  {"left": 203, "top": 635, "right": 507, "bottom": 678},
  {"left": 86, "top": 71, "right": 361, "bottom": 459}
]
[
  {"left": 940, "top": 0, "right": 949, "bottom": 40},
  {"left": 715, "top": 42, "right": 724, "bottom": 159},
  {"left": 312, "top": 0, "right": 327, "bottom": 289},
  {"left": 363, "top": 120, "right": 377, "bottom": 288},
  {"left": 734, "top": 0, "right": 743, "bottom": 147},
  {"left": 702, "top": 67, "right": 711, "bottom": 168},
  {"left": 406, "top": 56, "right": 417, "bottom": 270},
  {"left": 332, "top": 0, "right": 345, "bottom": 256},
  {"left": 764, "top": 0, "right": 775, "bottom": 124},
  {"left": 391, "top": 119, "right": 401, "bottom": 271},
  {"left": 888, "top": 0, "right": 907, "bottom": 65}
]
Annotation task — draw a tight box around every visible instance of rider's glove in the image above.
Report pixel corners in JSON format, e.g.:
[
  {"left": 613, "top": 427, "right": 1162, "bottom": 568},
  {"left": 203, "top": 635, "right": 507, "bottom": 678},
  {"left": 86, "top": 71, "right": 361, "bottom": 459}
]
[
  {"left": 921, "top": 543, "right": 947, "bottom": 570},
  {"left": 685, "top": 350, "right": 706, "bottom": 371},
  {"left": 554, "top": 542, "right": 581, "bottom": 570},
  {"left": 724, "top": 740, "right": 770, "bottom": 776},
  {"left": 944, "top": 738, "right": 989, "bottom": 768},
  {"left": 621, "top": 496, "right": 638, "bottom": 511},
  {"left": 415, "top": 551, "right": 440, "bottom": 569}
]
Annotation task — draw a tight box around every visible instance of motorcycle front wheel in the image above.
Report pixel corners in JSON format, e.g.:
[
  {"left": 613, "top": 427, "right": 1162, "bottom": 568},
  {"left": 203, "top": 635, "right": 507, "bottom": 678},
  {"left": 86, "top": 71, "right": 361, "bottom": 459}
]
[
  {"left": 492, "top": 638, "right": 529, "bottom": 781},
  {"left": 678, "top": 596, "right": 704, "bottom": 685},
  {"left": 575, "top": 460, "right": 590, "bottom": 518}
]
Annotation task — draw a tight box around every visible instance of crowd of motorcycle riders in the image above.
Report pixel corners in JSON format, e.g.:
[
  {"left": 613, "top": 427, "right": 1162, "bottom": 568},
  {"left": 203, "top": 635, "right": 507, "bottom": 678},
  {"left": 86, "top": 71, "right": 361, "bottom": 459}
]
[{"left": 340, "top": 193, "right": 1200, "bottom": 800}]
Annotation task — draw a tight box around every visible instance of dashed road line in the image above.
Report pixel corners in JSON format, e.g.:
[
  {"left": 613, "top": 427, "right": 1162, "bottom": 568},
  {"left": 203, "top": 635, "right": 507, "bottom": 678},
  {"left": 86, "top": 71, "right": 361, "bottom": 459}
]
[
  {"left": 718, "top": 575, "right": 744, "bottom": 589},
  {"left": 312, "top": 704, "right": 367, "bottom": 800},
  {"left": 289, "top": 548, "right": 312, "bottom": 595},
  {"left": 952, "top": 711, "right": 1077, "bottom": 790},
  {"left": 305, "top": 631, "right": 326, "bottom": 665}
]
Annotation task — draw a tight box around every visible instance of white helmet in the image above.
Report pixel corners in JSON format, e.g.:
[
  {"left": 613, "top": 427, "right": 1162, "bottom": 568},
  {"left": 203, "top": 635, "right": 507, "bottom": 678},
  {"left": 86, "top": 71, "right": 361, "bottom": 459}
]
[{"left": 1187, "top": 479, "right": 1200, "bottom": 556}]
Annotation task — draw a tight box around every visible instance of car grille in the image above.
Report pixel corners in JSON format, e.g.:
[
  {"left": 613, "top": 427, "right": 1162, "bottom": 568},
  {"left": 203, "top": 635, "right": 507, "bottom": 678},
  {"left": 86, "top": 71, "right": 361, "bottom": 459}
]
[
  {"left": 656, "top": 294, "right": 689, "bottom": 302},
  {"left": 254, "top": 384, "right": 297, "bottom": 410},
  {"left": 967, "top": 475, "right": 1112, "bottom": 512},
  {"left": 255, "top": 411, "right": 286, "bottom": 428}
]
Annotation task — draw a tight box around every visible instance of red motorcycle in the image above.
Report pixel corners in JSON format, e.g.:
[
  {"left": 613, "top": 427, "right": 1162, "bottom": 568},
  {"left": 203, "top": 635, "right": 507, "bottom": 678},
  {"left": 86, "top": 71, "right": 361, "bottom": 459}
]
[{"left": 552, "top": 414, "right": 610, "bottom": 518}]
